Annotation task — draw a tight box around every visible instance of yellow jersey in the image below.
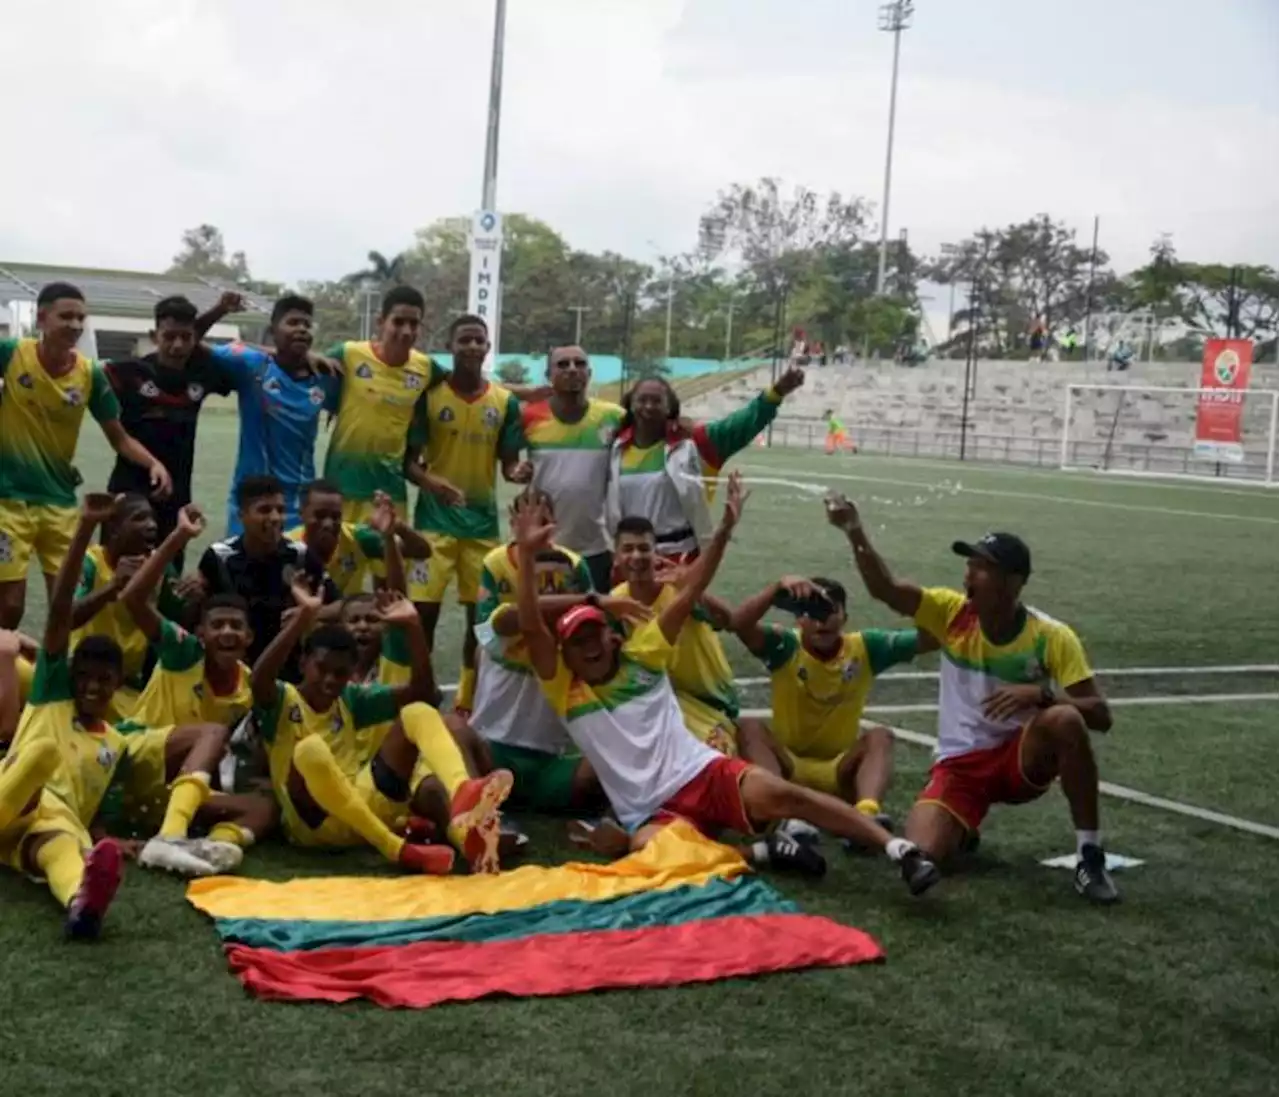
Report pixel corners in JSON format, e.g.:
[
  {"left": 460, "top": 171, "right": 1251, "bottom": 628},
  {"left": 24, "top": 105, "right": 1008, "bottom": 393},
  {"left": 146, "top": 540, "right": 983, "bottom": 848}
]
[
  {"left": 9, "top": 650, "right": 130, "bottom": 825},
  {"left": 612, "top": 582, "right": 739, "bottom": 719},
  {"left": 475, "top": 542, "right": 592, "bottom": 672},
  {"left": 0, "top": 338, "right": 120, "bottom": 506},
  {"left": 131, "top": 619, "right": 253, "bottom": 730},
  {"left": 256, "top": 679, "right": 400, "bottom": 797},
  {"left": 286, "top": 522, "right": 386, "bottom": 596},
  {"left": 322, "top": 341, "right": 444, "bottom": 503},
  {"left": 914, "top": 587, "right": 1092, "bottom": 761},
  {"left": 71, "top": 544, "right": 156, "bottom": 697},
  {"left": 409, "top": 377, "right": 523, "bottom": 540},
  {"left": 757, "top": 626, "right": 918, "bottom": 760}
]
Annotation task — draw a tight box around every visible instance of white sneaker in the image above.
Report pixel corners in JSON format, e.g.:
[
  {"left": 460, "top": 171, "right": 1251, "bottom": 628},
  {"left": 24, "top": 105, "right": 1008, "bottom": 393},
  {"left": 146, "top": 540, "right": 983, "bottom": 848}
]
[
  {"left": 183, "top": 838, "right": 244, "bottom": 875},
  {"left": 138, "top": 836, "right": 221, "bottom": 878}
]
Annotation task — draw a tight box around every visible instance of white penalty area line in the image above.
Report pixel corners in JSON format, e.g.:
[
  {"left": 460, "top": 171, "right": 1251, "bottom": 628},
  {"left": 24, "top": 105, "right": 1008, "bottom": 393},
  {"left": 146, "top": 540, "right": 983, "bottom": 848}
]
[
  {"left": 755, "top": 693, "right": 1275, "bottom": 716},
  {"left": 731, "top": 664, "right": 1280, "bottom": 688},
  {"left": 737, "top": 462, "right": 1279, "bottom": 525}
]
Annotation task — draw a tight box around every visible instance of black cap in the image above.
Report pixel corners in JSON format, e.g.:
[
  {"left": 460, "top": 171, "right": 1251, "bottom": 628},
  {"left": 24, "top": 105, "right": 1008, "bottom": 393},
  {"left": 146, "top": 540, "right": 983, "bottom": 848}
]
[{"left": 951, "top": 532, "right": 1032, "bottom": 578}]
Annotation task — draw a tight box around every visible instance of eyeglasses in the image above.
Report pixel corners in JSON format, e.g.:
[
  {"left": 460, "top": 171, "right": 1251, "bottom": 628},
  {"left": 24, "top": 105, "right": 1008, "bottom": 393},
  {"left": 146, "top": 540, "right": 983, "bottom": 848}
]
[{"left": 557, "top": 358, "right": 588, "bottom": 367}]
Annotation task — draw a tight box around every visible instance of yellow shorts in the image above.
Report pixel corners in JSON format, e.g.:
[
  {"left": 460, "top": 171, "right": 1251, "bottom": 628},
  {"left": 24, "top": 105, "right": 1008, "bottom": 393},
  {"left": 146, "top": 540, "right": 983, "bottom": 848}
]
[
  {"left": 785, "top": 750, "right": 842, "bottom": 796},
  {"left": 0, "top": 500, "right": 78, "bottom": 583},
  {"left": 407, "top": 534, "right": 496, "bottom": 604},
  {"left": 115, "top": 724, "right": 175, "bottom": 831},
  {"left": 280, "top": 754, "right": 434, "bottom": 848},
  {"left": 678, "top": 695, "right": 740, "bottom": 758},
  {"left": 0, "top": 792, "right": 91, "bottom": 874}
]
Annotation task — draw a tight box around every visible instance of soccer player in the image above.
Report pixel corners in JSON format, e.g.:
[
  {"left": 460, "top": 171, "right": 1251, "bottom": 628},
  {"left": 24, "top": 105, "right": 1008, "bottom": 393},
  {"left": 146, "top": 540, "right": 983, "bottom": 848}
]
[
  {"left": 514, "top": 472, "right": 941, "bottom": 894},
  {"left": 287, "top": 481, "right": 430, "bottom": 596},
  {"left": 105, "top": 295, "right": 235, "bottom": 569},
  {"left": 731, "top": 572, "right": 932, "bottom": 834},
  {"left": 0, "top": 282, "right": 173, "bottom": 629},
  {"left": 199, "top": 293, "right": 338, "bottom": 534},
  {"left": 461, "top": 490, "right": 610, "bottom": 814},
  {"left": 250, "top": 576, "right": 513, "bottom": 874},
  {"left": 604, "top": 366, "right": 804, "bottom": 559},
  {"left": 826, "top": 492, "right": 1119, "bottom": 903},
  {"left": 823, "top": 408, "right": 855, "bottom": 455},
  {"left": 403, "top": 314, "right": 529, "bottom": 715},
  {"left": 197, "top": 475, "right": 338, "bottom": 673},
  {"left": 523, "top": 346, "right": 623, "bottom": 592},
  {"left": 119, "top": 504, "right": 277, "bottom": 851}
]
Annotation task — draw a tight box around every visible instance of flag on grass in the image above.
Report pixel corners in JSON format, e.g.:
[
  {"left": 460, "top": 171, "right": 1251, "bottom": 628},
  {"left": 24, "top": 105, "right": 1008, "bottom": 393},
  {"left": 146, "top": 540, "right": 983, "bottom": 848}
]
[{"left": 186, "top": 822, "right": 883, "bottom": 1009}]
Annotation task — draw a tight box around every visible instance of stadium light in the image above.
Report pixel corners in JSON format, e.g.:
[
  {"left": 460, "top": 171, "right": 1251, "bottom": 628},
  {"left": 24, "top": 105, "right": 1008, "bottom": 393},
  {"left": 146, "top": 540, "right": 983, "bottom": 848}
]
[{"left": 875, "top": 0, "right": 913, "bottom": 297}]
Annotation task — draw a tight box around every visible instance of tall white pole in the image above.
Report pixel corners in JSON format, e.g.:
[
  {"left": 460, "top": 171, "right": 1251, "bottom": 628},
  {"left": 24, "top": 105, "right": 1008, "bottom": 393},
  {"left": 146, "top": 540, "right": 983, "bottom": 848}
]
[
  {"left": 724, "top": 297, "right": 734, "bottom": 363},
  {"left": 875, "top": 2, "right": 912, "bottom": 296},
  {"left": 664, "top": 272, "right": 674, "bottom": 361},
  {"left": 1265, "top": 390, "right": 1278, "bottom": 486},
  {"left": 480, "top": 0, "right": 506, "bottom": 359}
]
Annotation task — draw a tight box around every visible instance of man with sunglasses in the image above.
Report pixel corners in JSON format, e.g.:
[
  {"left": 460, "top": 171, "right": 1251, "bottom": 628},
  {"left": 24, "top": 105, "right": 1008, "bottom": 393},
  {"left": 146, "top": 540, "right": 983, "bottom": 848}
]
[
  {"left": 521, "top": 345, "right": 622, "bottom": 593},
  {"left": 730, "top": 573, "right": 932, "bottom": 844}
]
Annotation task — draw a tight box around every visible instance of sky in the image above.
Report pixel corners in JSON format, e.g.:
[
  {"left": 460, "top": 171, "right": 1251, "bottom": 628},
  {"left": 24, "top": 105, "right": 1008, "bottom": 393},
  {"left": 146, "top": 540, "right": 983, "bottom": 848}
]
[{"left": 2, "top": 0, "right": 1276, "bottom": 301}]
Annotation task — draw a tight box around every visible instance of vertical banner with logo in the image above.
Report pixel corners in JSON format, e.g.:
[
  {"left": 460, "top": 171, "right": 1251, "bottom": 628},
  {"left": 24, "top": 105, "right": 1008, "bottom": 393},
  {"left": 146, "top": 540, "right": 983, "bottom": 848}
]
[
  {"left": 467, "top": 210, "right": 503, "bottom": 374},
  {"left": 1193, "top": 338, "right": 1253, "bottom": 463}
]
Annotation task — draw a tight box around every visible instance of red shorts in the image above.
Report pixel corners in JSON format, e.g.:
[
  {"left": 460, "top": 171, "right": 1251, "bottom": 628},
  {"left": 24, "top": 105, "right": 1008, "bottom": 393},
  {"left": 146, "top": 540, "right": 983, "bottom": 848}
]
[
  {"left": 917, "top": 730, "right": 1050, "bottom": 831},
  {"left": 652, "top": 756, "right": 757, "bottom": 838}
]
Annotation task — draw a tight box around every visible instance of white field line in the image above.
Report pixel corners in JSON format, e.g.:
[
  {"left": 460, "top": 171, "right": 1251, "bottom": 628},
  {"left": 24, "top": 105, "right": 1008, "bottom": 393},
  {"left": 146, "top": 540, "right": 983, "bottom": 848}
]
[
  {"left": 738, "top": 462, "right": 1279, "bottom": 525},
  {"left": 737, "top": 693, "right": 1278, "bottom": 717},
  {"left": 827, "top": 718, "right": 1279, "bottom": 840}
]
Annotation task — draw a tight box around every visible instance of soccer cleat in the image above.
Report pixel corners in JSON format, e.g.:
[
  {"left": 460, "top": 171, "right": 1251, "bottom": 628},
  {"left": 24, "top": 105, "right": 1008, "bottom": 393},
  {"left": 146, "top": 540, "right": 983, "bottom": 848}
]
[
  {"left": 448, "top": 769, "right": 514, "bottom": 875},
  {"left": 899, "top": 849, "right": 941, "bottom": 896},
  {"left": 1074, "top": 843, "right": 1120, "bottom": 905},
  {"left": 777, "top": 818, "right": 822, "bottom": 845},
  {"left": 182, "top": 838, "right": 244, "bottom": 875},
  {"left": 404, "top": 815, "right": 437, "bottom": 844},
  {"left": 65, "top": 839, "right": 123, "bottom": 941},
  {"left": 761, "top": 831, "right": 827, "bottom": 879},
  {"left": 498, "top": 819, "right": 530, "bottom": 858},
  {"left": 397, "top": 842, "right": 456, "bottom": 875},
  {"left": 138, "top": 836, "right": 226, "bottom": 878}
]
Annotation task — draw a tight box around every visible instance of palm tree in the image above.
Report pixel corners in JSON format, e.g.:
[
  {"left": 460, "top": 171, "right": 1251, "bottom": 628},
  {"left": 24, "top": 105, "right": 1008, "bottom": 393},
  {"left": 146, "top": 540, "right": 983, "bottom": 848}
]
[{"left": 342, "top": 250, "right": 408, "bottom": 286}]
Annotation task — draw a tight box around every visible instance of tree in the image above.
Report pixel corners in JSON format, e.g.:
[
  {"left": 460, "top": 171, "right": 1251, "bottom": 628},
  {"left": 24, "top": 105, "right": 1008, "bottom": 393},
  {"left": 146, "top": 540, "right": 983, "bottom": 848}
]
[
  {"left": 342, "top": 250, "right": 410, "bottom": 287},
  {"left": 496, "top": 359, "right": 529, "bottom": 385},
  {"left": 169, "top": 224, "right": 251, "bottom": 282},
  {"left": 1174, "top": 263, "right": 1278, "bottom": 341}
]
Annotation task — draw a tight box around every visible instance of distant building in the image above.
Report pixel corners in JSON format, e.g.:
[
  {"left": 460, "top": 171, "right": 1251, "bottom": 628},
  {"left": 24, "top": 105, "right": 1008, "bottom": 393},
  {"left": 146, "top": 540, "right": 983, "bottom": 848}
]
[{"left": 0, "top": 260, "right": 273, "bottom": 357}]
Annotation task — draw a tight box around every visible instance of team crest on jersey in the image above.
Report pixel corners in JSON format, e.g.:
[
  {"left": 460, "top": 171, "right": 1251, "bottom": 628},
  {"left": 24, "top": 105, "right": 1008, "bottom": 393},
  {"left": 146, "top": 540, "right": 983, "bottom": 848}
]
[
  {"left": 598, "top": 423, "right": 616, "bottom": 445},
  {"left": 140, "top": 380, "right": 160, "bottom": 398},
  {"left": 0, "top": 532, "right": 12, "bottom": 564},
  {"left": 632, "top": 667, "right": 659, "bottom": 690},
  {"left": 193, "top": 682, "right": 205, "bottom": 700},
  {"left": 17, "top": 372, "right": 34, "bottom": 389},
  {"left": 288, "top": 704, "right": 303, "bottom": 724},
  {"left": 404, "top": 373, "right": 424, "bottom": 391},
  {"left": 308, "top": 387, "right": 325, "bottom": 406},
  {"left": 63, "top": 388, "right": 83, "bottom": 406},
  {"left": 187, "top": 382, "right": 205, "bottom": 402},
  {"left": 841, "top": 660, "right": 860, "bottom": 682},
  {"left": 263, "top": 377, "right": 282, "bottom": 395},
  {"left": 797, "top": 667, "right": 809, "bottom": 682},
  {"left": 356, "top": 363, "right": 374, "bottom": 380},
  {"left": 408, "top": 560, "right": 430, "bottom": 585},
  {"left": 96, "top": 744, "right": 117, "bottom": 769},
  {"left": 439, "top": 407, "right": 455, "bottom": 423},
  {"left": 339, "top": 553, "right": 357, "bottom": 574},
  {"left": 330, "top": 709, "right": 344, "bottom": 734},
  {"left": 482, "top": 406, "right": 500, "bottom": 428},
  {"left": 497, "top": 579, "right": 511, "bottom": 596}
]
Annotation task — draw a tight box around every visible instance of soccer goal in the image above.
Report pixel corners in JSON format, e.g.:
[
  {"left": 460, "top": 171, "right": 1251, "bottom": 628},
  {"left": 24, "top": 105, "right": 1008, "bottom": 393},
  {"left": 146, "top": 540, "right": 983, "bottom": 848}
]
[{"left": 1058, "top": 383, "right": 1280, "bottom": 485}]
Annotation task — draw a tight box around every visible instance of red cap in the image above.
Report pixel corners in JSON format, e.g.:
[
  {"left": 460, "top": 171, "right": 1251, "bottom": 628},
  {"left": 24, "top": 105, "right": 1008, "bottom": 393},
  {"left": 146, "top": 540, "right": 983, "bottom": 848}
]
[{"left": 556, "top": 603, "right": 609, "bottom": 640}]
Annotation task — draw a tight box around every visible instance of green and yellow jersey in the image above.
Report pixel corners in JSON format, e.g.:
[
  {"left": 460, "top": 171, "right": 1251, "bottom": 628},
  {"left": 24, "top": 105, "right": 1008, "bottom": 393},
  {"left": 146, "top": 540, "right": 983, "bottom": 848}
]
[
  {"left": 476, "top": 542, "right": 592, "bottom": 672},
  {"left": 409, "top": 377, "right": 523, "bottom": 540},
  {"left": 0, "top": 338, "right": 120, "bottom": 506},
  {"left": 322, "top": 341, "right": 444, "bottom": 504},
  {"left": 130, "top": 619, "right": 252, "bottom": 730},
  {"left": 286, "top": 522, "right": 386, "bottom": 596},
  {"left": 756, "top": 626, "right": 918, "bottom": 760}
]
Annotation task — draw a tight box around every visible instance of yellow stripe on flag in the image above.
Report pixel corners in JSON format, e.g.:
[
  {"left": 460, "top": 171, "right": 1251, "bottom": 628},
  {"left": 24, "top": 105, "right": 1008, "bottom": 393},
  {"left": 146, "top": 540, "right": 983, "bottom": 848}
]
[{"left": 187, "top": 822, "right": 746, "bottom": 923}]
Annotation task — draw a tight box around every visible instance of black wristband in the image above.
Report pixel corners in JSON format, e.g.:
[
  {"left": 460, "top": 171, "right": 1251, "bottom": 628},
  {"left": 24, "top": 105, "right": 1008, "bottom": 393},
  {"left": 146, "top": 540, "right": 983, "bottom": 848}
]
[
  {"left": 584, "top": 593, "right": 601, "bottom": 609},
  {"left": 1039, "top": 684, "right": 1056, "bottom": 708}
]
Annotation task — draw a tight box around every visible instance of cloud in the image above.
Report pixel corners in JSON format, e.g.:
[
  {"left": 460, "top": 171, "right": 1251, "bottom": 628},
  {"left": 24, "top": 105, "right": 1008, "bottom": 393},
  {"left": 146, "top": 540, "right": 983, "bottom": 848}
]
[{"left": 0, "top": 0, "right": 1273, "bottom": 292}]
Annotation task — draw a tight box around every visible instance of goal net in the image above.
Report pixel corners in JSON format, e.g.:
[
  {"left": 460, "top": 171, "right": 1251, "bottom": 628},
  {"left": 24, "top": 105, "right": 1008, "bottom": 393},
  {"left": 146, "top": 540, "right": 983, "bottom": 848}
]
[{"left": 1059, "top": 384, "right": 1280, "bottom": 485}]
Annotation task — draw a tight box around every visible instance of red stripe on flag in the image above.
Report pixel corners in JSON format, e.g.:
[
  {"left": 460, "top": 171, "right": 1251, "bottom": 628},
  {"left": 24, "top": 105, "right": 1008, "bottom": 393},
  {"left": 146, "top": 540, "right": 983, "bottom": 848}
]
[{"left": 225, "top": 913, "right": 883, "bottom": 1009}]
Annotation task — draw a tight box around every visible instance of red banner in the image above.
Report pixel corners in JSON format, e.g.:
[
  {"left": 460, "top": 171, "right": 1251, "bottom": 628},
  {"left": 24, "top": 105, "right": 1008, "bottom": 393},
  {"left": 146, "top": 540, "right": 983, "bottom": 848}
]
[{"left": 1194, "top": 339, "right": 1253, "bottom": 462}]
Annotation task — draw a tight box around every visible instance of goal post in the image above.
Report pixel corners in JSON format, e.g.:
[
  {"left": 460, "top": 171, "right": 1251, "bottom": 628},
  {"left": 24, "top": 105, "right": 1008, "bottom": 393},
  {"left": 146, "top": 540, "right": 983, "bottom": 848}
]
[{"left": 1059, "top": 383, "right": 1280, "bottom": 486}]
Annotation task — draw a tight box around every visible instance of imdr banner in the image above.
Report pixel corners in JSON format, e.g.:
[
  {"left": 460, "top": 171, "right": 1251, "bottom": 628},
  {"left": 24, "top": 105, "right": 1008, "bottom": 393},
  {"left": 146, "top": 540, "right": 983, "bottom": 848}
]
[{"left": 1193, "top": 339, "right": 1253, "bottom": 463}]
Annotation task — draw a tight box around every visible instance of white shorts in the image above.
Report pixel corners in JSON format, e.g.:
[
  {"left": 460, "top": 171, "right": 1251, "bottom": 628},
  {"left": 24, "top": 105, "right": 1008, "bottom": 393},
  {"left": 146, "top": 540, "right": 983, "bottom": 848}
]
[{"left": 472, "top": 651, "right": 572, "bottom": 756}]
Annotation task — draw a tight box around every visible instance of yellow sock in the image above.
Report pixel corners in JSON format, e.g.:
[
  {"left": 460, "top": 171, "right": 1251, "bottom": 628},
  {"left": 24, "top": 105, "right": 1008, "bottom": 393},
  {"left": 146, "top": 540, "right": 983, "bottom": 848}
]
[
  {"left": 34, "top": 833, "right": 85, "bottom": 909},
  {"left": 400, "top": 702, "right": 469, "bottom": 800},
  {"left": 208, "top": 822, "right": 254, "bottom": 848},
  {"left": 455, "top": 665, "right": 477, "bottom": 711},
  {"left": 159, "top": 772, "right": 212, "bottom": 839},
  {"left": 0, "top": 739, "right": 59, "bottom": 830},
  {"left": 855, "top": 798, "right": 882, "bottom": 818},
  {"left": 291, "top": 737, "right": 404, "bottom": 862}
]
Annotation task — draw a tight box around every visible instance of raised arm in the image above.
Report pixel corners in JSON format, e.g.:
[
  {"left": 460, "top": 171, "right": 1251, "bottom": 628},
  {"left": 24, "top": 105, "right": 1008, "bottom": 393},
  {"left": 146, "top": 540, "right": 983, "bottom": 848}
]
[
  {"left": 824, "top": 492, "right": 922, "bottom": 618},
  {"left": 71, "top": 553, "right": 143, "bottom": 628},
  {"left": 511, "top": 509, "right": 562, "bottom": 681},
  {"left": 699, "top": 366, "right": 804, "bottom": 464},
  {"left": 730, "top": 575, "right": 826, "bottom": 655},
  {"left": 657, "top": 471, "right": 747, "bottom": 644},
  {"left": 251, "top": 576, "right": 322, "bottom": 708},
  {"left": 121, "top": 504, "right": 205, "bottom": 641},
  {"left": 376, "top": 592, "right": 440, "bottom": 707},
  {"left": 46, "top": 494, "right": 117, "bottom": 658}
]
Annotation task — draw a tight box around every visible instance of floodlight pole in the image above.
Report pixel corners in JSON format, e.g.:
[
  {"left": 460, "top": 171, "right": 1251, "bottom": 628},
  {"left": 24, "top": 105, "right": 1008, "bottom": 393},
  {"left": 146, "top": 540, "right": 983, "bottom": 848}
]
[
  {"left": 567, "top": 306, "right": 590, "bottom": 344},
  {"left": 875, "top": 1, "right": 913, "bottom": 296},
  {"left": 481, "top": 0, "right": 506, "bottom": 357}
]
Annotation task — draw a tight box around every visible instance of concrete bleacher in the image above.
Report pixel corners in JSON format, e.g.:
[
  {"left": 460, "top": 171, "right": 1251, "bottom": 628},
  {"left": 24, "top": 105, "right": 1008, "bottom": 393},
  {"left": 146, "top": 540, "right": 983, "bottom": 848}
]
[{"left": 684, "top": 358, "right": 1280, "bottom": 481}]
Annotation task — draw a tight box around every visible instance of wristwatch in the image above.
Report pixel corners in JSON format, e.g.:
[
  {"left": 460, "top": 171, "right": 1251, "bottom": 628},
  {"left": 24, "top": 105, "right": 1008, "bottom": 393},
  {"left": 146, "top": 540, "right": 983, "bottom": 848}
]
[{"left": 583, "top": 593, "right": 601, "bottom": 609}]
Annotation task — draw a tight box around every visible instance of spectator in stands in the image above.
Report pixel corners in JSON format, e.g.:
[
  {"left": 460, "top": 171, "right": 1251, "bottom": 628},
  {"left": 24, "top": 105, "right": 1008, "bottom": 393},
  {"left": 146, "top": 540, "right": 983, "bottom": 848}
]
[
  {"left": 603, "top": 366, "right": 805, "bottom": 560},
  {"left": 522, "top": 346, "right": 623, "bottom": 592},
  {"left": 0, "top": 282, "right": 172, "bottom": 630},
  {"left": 1108, "top": 341, "right": 1134, "bottom": 373},
  {"left": 105, "top": 296, "right": 235, "bottom": 570}
]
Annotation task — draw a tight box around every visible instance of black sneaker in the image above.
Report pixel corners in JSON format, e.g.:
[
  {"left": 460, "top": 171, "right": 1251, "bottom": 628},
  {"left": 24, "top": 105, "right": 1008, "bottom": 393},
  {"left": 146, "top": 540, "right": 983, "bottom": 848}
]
[
  {"left": 899, "top": 849, "right": 941, "bottom": 896},
  {"left": 1074, "top": 843, "right": 1120, "bottom": 904},
  {"left": 498, "top": 820, "right": 530, "bottom": 859},
  {"left": 763, "top": 831, "right": 827, "bottom": 878},
  {"left": 777, "top": 818, "right": 822, "bottom": 846}
]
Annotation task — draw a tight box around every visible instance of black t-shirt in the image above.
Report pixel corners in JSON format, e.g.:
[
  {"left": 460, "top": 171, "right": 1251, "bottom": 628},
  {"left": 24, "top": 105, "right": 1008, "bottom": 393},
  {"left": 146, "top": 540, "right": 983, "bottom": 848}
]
[
  {"left": 197, "top": 536, "right": 339, "bottom": 674},
  {"left": 105, "top": 350, "right": 234, "bottom": 504}
]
